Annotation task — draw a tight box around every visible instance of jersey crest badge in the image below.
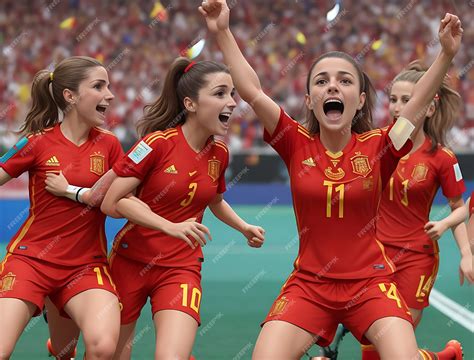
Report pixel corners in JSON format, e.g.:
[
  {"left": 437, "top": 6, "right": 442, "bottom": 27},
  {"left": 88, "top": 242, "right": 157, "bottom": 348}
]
[
  {"left": 90, "top": 152, "right": 105, "bottom": 176},
  {"left": 0, "top": 272, "right": 16, "bottom": 292},
  {"left": 350, "top": 152, "right": 371, "bottom": 177},
  {"left": 208, "top": 158, "right": 221, "bottom": 182},
  {"left": 411, "top": 163, "right": 428, "bottom": 182}
]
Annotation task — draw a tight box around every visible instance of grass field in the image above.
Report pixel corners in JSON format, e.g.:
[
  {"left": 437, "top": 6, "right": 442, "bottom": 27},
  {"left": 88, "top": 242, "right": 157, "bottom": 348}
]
[{"left": 1, "top": 205, "right": 473, "bottom": 359}]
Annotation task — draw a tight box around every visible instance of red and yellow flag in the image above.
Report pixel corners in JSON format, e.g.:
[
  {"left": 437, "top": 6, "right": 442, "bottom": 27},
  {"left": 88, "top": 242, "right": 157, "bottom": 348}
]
[
  {"left": 150, "top": 1, "right": 168, "bottom": 22},
  {"left": 59, "top": 16, "right": 76, "bottom": 29}
]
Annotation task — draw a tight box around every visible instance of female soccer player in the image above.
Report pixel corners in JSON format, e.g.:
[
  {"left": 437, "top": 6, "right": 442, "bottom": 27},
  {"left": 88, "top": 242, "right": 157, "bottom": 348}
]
[
  {"left": 100, "top": 57, "right": 265, "bottom": 360},
  {"left": 200, "top": 1, "right": 463, "bottom": 358},
  {"left": 361, "top": 62, "right": 473, "bottom": 360},
  {"left": 0, "top": 56, "right": 122, "bottom": 360}
]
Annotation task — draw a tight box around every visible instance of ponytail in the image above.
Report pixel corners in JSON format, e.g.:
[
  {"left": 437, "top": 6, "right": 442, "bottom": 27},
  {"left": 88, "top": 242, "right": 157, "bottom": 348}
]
[
  {"left": 137, "top": 58, "right": 190, "bottom": 137},
  {"left": 19, "top": 70, "right": 59, "bottom": 135},
  {"left": 20, "top": 56, "right": 104, "bottom": 135},
  {"left": 137, "top": 57, "right": 229, "bottom": 137}
]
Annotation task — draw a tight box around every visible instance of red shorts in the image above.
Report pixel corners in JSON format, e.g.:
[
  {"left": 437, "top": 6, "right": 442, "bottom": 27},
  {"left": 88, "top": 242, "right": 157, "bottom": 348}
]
[
  {"left": 262, "top": 273, "right": 413, "bottom": 346},
  {"left": 0, "top": 253, "right": 117, "bottom": 317},
  {"left": 109, "top": 252, "right": 202, "bottom": 325},
  {"left": 385, "top": 244, "right": 439, "bottom": 309}
]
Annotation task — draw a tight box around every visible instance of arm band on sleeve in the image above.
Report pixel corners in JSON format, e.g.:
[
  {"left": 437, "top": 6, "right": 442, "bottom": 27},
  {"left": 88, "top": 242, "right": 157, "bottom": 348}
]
[{"left": 388, "top": 116, "right": 415, "bottom": 151}]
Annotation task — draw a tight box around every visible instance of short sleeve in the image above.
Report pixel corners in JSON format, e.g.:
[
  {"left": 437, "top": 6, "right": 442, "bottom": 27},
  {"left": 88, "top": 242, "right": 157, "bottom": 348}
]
[
  {"left": 263, "top": 107, "right": 300, "bottom": 166},
  {"left": 438, "top": 149, "right": 465, "bottom": 198},
  {"left": 113, "top": 136, "right": 159, "bottom": 180},
  {"left": 108, "top": 136, "right": 125, "bottom": 166},
  {"left": 217, "top": 149, "right": 229, "bottom": 194},
  {"left": 0, "top": 136, "right": 37, "bottom": 178}
]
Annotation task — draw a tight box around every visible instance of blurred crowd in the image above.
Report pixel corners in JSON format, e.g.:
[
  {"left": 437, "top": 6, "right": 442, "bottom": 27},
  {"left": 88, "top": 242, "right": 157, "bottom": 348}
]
[{"left": 0, "top": 0, "right": 473, "bottom": 154}]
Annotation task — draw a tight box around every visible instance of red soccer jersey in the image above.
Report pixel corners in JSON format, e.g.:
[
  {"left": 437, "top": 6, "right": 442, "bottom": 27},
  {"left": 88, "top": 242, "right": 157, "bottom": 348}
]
[
  {"left": 376, "top": 138, "right": 465, "bottom": 254},
  {"left": 264, "top": 108, "right": 412, "bottom": 280},
  {"left": 0, "top": 124, "right": 123, "bottom": 266},
  {"left": 112, "top": 126, "right": 228, "bottom": 267}
]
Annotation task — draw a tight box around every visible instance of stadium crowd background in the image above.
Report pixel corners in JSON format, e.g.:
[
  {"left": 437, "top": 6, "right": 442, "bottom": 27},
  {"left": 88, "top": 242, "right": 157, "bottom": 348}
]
[{"left": 0, "top": 0, "right": 473, "bottom": 155}]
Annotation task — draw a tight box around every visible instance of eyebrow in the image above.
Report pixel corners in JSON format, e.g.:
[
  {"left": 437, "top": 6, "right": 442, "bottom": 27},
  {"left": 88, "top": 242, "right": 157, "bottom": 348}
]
[
  {"left": 89, "top": 79, "right": 108, "bottom": 84},
  {"left": 313, "top": 71, "right": 355, "bottom": 79},
  {"left": 211, "top": 85, "right": 235, "bottom": 92}
]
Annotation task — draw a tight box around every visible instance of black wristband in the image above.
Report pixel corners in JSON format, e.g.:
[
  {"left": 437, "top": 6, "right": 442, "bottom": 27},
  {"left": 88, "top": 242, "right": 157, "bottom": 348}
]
[{"left": 75, "top": 188, "right": 84, "bottom": 202}]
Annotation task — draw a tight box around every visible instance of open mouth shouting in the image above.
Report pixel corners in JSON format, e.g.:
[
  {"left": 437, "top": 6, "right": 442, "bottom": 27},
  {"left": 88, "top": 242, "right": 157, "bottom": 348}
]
[
  {"left": 323, "top": 98, "right": 344, "bottom": 122},
  {"left": 218, "top": 111, "right": 233, "bottom": 130},
  {"left": 96, "top": 104, "right": 108, "bottom": 118},
  {"left": 218, "top": 112, "right": 232, "bottom": 124}
]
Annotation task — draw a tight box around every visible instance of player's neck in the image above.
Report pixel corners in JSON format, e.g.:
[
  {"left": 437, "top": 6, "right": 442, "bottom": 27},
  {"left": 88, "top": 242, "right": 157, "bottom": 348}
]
[
  {"left": 60, "top": 115, "right": 91, "bottom": 146},
  {"left": 409, "top": 130, "right": 426, "bottom": 154},
  {"left": 181, "top": 120, "right": 211, "bottom": 153},
  {"left": 319, "top": 127, "right": 352, "bottom": 154}
]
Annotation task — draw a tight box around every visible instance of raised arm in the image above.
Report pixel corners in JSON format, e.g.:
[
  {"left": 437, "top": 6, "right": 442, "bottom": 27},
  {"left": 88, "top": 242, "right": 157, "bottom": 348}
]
[
  {"left": 393, "top": 14, "right": 462, "bottom": 148},
  {"left": 200, "top": 0, "right": 280, "bottom": 135}
]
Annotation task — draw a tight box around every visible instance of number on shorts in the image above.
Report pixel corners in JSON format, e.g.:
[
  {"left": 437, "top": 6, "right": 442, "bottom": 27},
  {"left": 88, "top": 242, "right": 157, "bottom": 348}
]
[
  {"left": 180, "top": 283, "right": 202, "bottom": 313},
  {"left": 93, "top": 266, "right": 115, "bottom": 287},
  {"left": 415, "top": 275, "right": 434, "bottom": 300},
  {"left": 94, "top": 267, "right": 104, "bottom": 285},
  {"left": 378, "top": 283, "right": 402, "bottom": 308}
]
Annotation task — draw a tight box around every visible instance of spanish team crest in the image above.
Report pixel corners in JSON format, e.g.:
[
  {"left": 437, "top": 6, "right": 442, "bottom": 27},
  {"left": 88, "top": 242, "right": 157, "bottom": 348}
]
[
  {"left": 269, "top": 296, "right": 289, "bottom": 317},
  {"left": 411, "top": 163, "right": 428, "bottom": 182},
  {"left": 1, "top": 272, "right": 16, "bottom": 292},
  {"left": 350, "top": 152, "right": 372, "bottom": 177},
  {"left": 90, "top": 152, "right": 105, "bottom": 176},
  {"left": 208, "top": 158, "right": 221, "bottom": 182}
]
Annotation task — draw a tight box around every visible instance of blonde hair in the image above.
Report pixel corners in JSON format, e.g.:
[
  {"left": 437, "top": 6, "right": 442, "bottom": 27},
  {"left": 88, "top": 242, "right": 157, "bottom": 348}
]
[{"left": 391, "top": 60, "right": 461, "bottom": 152}]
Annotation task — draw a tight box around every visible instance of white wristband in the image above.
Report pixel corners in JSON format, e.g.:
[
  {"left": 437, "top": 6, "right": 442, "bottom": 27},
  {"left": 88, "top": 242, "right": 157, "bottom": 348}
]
[
  {"left": 65, "top": 185, "right": 90, "bottom": 203},
  {"left": 388, "top": 116, "right": 415, "bottom": 151}
]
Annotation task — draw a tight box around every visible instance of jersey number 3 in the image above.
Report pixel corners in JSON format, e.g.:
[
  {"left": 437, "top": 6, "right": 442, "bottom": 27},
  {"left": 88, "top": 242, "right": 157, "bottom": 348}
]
[{"left": 181, "top": 182, "right": 198, "bottom": 207}]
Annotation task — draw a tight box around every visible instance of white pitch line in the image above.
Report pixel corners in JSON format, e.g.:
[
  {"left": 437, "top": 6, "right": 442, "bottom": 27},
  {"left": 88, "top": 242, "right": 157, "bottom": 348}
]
[{"left": 429, "top": 288, "right": 474, "bottom": 332}]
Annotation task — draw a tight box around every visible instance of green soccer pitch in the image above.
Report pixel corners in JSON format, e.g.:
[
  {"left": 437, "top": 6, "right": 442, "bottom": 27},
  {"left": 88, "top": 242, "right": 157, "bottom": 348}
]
[{"left": 2, "top": 205, "right": 472, "bottom": 359}]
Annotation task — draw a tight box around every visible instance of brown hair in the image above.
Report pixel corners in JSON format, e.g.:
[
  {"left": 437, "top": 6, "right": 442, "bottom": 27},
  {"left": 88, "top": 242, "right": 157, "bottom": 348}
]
[
  {"left": 391, "top": 60, "right": 461, "bottom": 152},
  {"left": 137, "top": 57, "right": 229, "bottom": 137},
  {"left": 305, "top": 51, "right": 375, "bottom": 135},
  {"left": 20, "top": 56, "right": 104, "bottom": 135}
]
